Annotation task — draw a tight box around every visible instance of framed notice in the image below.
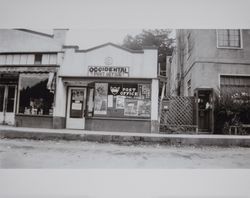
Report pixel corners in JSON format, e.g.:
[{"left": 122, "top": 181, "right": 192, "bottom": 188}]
[
  {"left": 124, "top": 99, "right": 138, "bottom": 116},
  {"left": 116, "top": 95, "right": 125, "bottom": 109},
  {"left": 72, "top": 102, "right": 82, "bottom": 110},
  {"left": 137, "top": 100, "right": 151, "bottom": 117},
  {"left": 141, "top": 84, "right": 151, "bottom": 98},
  {"left": 94, "top": 83, "right": 108, "bottom": 115}
]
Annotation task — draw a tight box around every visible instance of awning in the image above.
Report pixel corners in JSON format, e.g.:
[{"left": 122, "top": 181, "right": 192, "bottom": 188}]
[
  {"left": 47, "top": 72, "right": 55, "bottom": 90},
  {"left": 0, "top": 66, "right": 58, "bottom": 73}
]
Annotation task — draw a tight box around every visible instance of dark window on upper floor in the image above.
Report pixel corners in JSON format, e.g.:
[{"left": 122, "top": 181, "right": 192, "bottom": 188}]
[
  {"left": 34, "top": 54, "right": 42, "bottom": 64},
  {"left": 217, "top": 29, "right": 242, "bottom": 48}
]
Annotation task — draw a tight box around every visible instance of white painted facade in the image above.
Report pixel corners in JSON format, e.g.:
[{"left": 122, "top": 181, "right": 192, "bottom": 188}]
[
  {"left": 59, "top": 45, "right": 158, "bottom": 78},
  {"left": 55, "top": 43, "right": 159, "bottom": 133}
]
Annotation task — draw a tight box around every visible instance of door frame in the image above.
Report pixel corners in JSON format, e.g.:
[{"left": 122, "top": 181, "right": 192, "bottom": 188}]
[
  {"left": 0, "top": 84, "right": 17, "bottom": 125},
  {"left": 66, "top": 86, "right": 87, "bottom": 129},
  {"left": 194, "top": 88, "right": 214, "bottom": 133}
]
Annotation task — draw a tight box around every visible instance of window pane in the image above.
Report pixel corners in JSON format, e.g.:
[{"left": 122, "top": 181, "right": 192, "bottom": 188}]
[
  {"left": 94, "top": 83, "right": 108, "bottom": 115},
  {"left": 34, "top": 54, "right": 42, "bottom": 64},
  {"left": 19, "top": 73, "right": 54, "bottom": 115},
  {"left": 218, "top": 29, "right": 241, "bottom": 47}
]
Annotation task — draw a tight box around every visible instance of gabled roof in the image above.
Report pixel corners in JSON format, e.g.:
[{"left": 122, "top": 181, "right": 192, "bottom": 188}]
[
  {"left": 73, "top": 42, "right": 144, "bottom": 54},
  {"left": 15, "top": 29, "right": 53, "bottom": 38}
]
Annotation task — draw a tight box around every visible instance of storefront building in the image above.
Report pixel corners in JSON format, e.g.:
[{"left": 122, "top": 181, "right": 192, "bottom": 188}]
[
  {"left": 0, "top": 29, "right": 67, "bottom": 128},
  {"left": 55, "top": 43, "right": 159, "bottom": 133}
]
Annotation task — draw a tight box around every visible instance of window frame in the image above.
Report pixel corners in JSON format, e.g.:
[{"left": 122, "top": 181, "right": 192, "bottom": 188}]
[
  {"left": 93, "top": 82, "right": 151, "bottom": 118},
  {"left": 17, "top": 73, "right": 55, "bottom": 116},
  {"left": 216, "top": 29, "right": 243, "bottom": 49}
]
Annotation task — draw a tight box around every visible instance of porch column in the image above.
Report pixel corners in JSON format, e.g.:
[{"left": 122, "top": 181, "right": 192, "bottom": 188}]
[{"left": 53, "top": 77, "right": 67, "bottom": 128}]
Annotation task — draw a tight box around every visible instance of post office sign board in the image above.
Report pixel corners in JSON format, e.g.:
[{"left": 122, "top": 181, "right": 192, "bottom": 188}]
[{"left": 88, "top": 66, "right": 129, "bottom": 77}]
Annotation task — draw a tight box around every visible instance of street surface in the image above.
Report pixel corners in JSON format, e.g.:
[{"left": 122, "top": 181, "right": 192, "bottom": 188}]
[{"left": 0, "top": 138, "right": 250, "bottom": 168}]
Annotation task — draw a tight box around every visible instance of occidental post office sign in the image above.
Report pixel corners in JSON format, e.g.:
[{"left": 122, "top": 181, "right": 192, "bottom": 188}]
[{"left": 88, "top": 66, "right": 129, "bottom": 77}]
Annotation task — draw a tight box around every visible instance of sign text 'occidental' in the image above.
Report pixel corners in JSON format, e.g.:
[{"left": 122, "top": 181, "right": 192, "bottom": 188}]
[{"left": 88, "top": 66, "right": 129, "bottom": 77}]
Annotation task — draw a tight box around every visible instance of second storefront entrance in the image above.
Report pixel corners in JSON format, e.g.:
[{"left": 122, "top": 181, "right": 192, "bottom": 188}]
[{"left": 66, "top": 87, "right": 87, "bottom": 129}]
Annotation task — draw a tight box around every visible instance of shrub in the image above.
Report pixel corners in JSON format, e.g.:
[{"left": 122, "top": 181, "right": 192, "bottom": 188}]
[{"left": 214, "top": 91, "right": 250, "bottom": 134}]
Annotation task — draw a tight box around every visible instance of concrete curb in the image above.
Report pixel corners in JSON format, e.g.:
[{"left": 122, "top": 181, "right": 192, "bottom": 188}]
[{"left": 1, "top": 129, "right": 250, "bottom": 147}]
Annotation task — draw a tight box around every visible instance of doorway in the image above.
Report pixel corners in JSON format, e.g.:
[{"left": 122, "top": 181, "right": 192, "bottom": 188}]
[
  {"left": 66, "top": 87, "right": 87, "bottom": 129},
  {"left": 194, "top": 88, "right": 214, "bottom": 133},
  {"left": 0, "top": 85, "right": 17, "bottom": 125}
]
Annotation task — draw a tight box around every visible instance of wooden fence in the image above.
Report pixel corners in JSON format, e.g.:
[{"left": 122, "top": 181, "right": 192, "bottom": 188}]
[{"left": 159, "top": 96, "right": 198, "bottom": 133}]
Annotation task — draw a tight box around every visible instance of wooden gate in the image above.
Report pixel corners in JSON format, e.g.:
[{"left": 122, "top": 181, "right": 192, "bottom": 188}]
[{"left": 160, "top": 96, "right": 198, "bottom": 133}]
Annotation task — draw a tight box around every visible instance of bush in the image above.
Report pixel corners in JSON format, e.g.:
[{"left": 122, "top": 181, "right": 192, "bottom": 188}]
[{"left": 214, "top": 92, "right": 250, "bottom": 134}]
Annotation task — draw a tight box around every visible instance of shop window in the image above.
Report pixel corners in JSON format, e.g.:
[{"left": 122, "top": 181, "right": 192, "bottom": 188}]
[
  {"left": 34, "top": 54, "right": 42, "bottom": 64},
  {"left": 18, "top": 73, "right": 54, "bottom": 116},
  {"left": 93, "top": 82, "right": 151, "bottom": 118},
  {"left": 217, "top": 29, "right": 242, "bottom": 48}
]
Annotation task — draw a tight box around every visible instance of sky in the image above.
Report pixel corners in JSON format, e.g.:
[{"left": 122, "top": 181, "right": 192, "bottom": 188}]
[
  {"left": 1, "top": 0, "right": 250, "bottom": 49},
  {"left": 36, "top": 28, "right": 175, "bottom": 49},
  {"left": 37, "top": 28, "right": 143, "bottom": 49}
]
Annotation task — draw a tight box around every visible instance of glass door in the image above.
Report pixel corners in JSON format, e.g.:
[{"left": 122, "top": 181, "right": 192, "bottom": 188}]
[
  {"left": 0, "top": 85, "right": 17, "bottom": 125},
  {"left": 66, "top": 87, "right": 87, "bottom": 129}
]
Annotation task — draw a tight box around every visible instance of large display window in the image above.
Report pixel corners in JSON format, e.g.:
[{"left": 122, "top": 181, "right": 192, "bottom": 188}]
[
  {"left": 93, "top": 82, "right": 151, "bottom": 118},
  {"left": 18, "top": 73, "right": 54, "bottom": 116}
]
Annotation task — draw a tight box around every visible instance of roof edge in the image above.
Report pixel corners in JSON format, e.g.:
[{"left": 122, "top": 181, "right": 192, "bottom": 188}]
[
  {"left": 63, "top": 45, "right": 79, "bottom": 50},
  {"left": 75, "top": 42, "right": 144, "bottom": 54},
  {"left": 15, "top": 29, "right": 53, "bottom": 38}
]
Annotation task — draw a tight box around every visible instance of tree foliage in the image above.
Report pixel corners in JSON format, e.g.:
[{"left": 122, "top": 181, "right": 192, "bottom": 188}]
[{"left": 122, "top": 29, "right": 175, "bottom": 71}]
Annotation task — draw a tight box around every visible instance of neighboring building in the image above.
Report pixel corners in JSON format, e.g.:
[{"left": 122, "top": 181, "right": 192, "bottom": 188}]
[
  {"left": 168, "top": 29, "right": 250, "bottom": 132},
  {"left": 0, "top": 29, "right": 67, "bottom": 128},
  {"left": 0, "top": 29, "right": 159, "bottom": 133}
]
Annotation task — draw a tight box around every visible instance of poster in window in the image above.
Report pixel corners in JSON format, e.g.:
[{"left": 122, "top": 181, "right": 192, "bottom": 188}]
[
  {"left": 94, "top": 83, "right": 108, "bottom": 115},
  {"left": 124, "top": 99, "right": 138, "bottom": 116},
  {"left": 108, "top": 83, "right": 122, "bottom": 96},
  {"left": 141, "top": 84, "right": 151, "bottom": 98},
  {"left": 116, "top": 95, "right": 125, "bottom": 109},
  {"left": 138, "top": 100, "right": 151, "bottom": 117},
  {"left": 120, "top": 84, "right": 138, "bottom": 97},
  {"left": 72, "top": 102, "right": 82, "bottom": 110}
]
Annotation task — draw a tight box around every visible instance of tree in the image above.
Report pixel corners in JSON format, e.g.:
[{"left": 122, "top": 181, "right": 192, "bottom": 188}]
[{"left": 122, "top": 29, "right": 175, "bottom": 75}]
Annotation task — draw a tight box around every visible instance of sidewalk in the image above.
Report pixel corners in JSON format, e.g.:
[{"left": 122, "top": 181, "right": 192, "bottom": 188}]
[{"left": 1, "top": 125, "right": 250, "bottom": 147}]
